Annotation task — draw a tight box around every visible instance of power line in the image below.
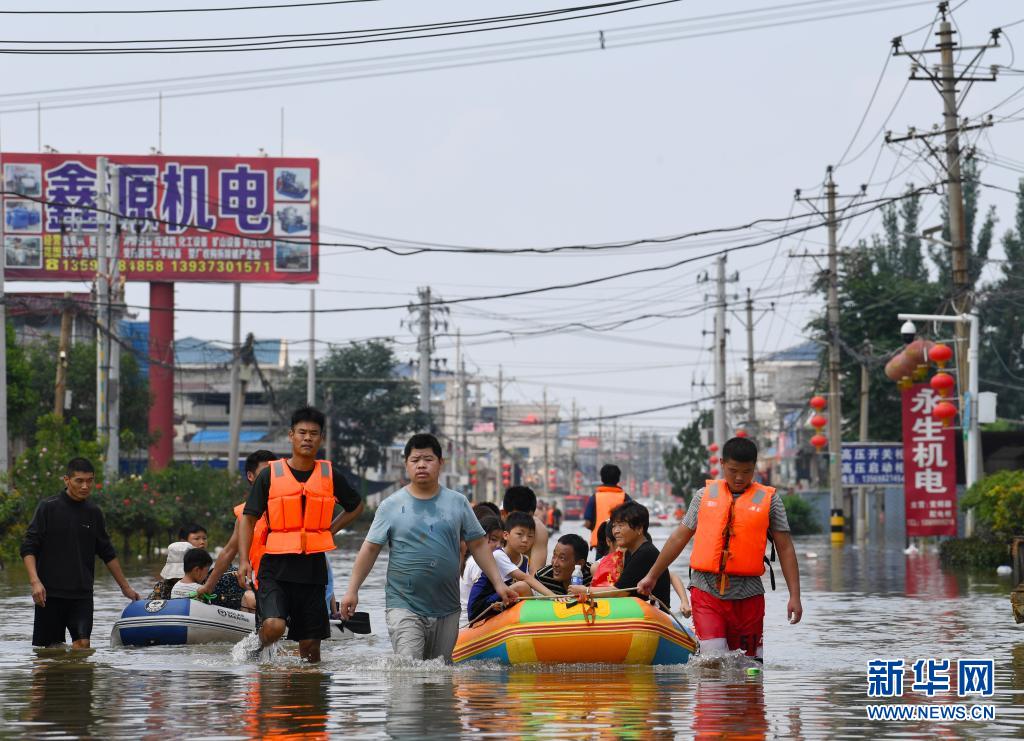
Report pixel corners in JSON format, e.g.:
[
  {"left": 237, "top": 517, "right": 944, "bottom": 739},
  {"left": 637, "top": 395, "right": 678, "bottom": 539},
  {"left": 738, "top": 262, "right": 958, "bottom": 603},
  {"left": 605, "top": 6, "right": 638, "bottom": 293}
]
[{"left": 0, "top": 0, "right": 376, "bottom": 13}]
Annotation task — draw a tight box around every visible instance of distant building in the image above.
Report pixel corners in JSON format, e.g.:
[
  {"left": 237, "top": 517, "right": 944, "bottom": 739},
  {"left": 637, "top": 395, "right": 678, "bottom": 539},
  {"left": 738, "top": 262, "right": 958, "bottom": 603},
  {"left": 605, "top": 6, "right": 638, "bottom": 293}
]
[{"left": 6, "top": 292, "right": 95, "bottom": 346}]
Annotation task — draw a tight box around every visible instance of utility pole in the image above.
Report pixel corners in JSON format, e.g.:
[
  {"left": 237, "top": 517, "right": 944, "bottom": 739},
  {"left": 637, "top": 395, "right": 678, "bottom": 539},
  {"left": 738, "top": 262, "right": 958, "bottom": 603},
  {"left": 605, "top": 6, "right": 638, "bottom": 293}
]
[
  {"left": 571, "top": 399, "right": 579, "bottom": 494},
  {"left": 95, "top": 157, "right": 109, "bottom": 446},
  {"left": 745, "top": 288, "right": 757, "bottom": 435},
  {"left": 228, "top": 284, "right": 242, "bottom": 474},
  {"left": 455, "top": 330, "right": 463, "bottom": 476},
  {"left": 713, "top": 255, "right": 728, "bottom": 449},
  {"left": 460, "top": 340, "right": 469, "bottom": 479},
  {"left": 858, "top": 344, "right": 871, "bottom": 541},
  {"left": 542, "top": 386, "right": 550, "bottom": 496},
  {"left": 307, "top": 289, "right": 316, "bottom": 406},
  {"left": 825, "top": 167, "right": 844, "bottom": 545},
  {"left": 417, "top": 286, "right": 432, "bottom": 422},
  {"left": 104, "top": 167, "right": 121, "bottom": 480},
  {"left": 496, "top": 365, "right": 504, "bottom": 465},
  {"left": 54, "top": 293, "right": 73, "bottom": 418}
]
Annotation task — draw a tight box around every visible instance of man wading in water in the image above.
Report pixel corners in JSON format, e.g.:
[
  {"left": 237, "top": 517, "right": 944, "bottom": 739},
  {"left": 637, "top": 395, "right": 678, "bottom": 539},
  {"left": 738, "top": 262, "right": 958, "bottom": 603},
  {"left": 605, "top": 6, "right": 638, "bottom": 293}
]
[
  {"left": 340, "top": 433, "right": 517, "bottom": 663},
  {"left": 238, "top": 406, "right": 364, "bottom": 663}
]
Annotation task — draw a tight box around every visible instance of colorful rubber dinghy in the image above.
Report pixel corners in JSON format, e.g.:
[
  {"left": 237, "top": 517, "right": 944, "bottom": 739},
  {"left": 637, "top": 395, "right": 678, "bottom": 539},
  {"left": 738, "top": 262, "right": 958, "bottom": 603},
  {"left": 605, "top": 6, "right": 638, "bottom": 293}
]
[{"left": 452, "top": 597, "right": 698, "bottom": 665}]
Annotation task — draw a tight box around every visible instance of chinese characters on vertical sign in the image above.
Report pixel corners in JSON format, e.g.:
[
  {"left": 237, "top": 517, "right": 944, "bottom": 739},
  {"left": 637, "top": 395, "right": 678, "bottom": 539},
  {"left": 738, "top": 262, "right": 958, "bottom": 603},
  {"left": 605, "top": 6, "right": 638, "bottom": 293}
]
[
  {"left": 1, "top": 152, "right": 318, "bottom": 283},
  {"left": 901, "top": 383, "right": 957, "bottom": 537}
]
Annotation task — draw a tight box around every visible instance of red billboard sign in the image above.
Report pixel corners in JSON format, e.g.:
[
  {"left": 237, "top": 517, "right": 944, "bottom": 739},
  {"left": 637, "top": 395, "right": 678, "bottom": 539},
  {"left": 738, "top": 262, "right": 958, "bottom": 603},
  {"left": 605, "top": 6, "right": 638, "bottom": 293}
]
[
  {"left": 901, "top": 383, "right": 957, "bottom": 537},
  {"left": 1, "top": 152, "right": 318, "bottom": 283}
]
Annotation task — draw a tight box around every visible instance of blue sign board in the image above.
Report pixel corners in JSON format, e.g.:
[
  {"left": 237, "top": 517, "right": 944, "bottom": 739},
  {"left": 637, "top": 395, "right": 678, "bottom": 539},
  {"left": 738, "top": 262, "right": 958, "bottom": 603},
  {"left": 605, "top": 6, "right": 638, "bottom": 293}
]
[{"left": 841, "top": 443, "right": 904, "bottom": 486}]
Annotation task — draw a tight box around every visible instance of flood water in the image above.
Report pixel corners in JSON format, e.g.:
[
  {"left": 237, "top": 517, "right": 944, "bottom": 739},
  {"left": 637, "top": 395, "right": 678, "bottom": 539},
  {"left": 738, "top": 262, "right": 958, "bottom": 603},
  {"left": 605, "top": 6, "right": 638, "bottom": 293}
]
[{"left": 1, "top": 522, "right": 1022, "bottom": 739}]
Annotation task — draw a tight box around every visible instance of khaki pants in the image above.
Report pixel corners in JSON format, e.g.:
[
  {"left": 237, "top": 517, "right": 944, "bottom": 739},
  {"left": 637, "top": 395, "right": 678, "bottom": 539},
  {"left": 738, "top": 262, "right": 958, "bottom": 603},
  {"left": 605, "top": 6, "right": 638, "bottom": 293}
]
[{"left": 385, "top": 608, "right": 461, "bottom": 663}]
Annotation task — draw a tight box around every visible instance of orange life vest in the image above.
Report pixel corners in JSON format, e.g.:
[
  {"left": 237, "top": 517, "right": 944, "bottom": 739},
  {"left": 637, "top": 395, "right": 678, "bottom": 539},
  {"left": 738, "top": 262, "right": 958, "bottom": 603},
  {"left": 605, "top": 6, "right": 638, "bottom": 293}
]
[
  {"left": 689, "top": 479, "right": 774, "bottom": 591},
  {"left": 546, "top": 508, "right": 555, "bottom": 527},
  {"left": 233, "top": 503, "right": 269, "bottom": 585},
  {"left": 589, "top": 485, "right": 628, "bottom": 547},
  {"left": 264, "top": 459, "right": 336, "bottom": 555}
]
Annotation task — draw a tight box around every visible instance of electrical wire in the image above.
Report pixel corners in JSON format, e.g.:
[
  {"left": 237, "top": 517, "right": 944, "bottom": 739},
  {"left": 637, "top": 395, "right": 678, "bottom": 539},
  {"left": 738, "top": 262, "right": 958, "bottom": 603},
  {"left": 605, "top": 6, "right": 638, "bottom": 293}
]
[{"left": 0, "top": 0, "right": 377, "bottom": 14}]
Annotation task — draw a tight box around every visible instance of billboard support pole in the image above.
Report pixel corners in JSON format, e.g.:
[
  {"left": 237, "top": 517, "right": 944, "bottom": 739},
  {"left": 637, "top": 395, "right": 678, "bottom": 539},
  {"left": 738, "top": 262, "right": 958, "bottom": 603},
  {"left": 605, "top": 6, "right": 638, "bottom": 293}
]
[
  {"left": 228, "top": 284, "right": 242, "bottom": 475},
  {"left": 105, "top": 164, "right": 121, "bottom": 480},
  {"left": 96, "top": 157, "right": 109, "bottom": 448},
  {"left": 149, "top": 282, "right": 174, "bottom": 469}
]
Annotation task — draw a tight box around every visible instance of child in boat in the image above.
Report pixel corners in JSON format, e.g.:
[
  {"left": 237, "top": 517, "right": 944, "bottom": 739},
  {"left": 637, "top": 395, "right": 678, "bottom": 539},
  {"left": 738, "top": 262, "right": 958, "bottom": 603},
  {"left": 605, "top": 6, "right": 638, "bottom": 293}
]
[
  {"left": 170, "top": 548, "right": 213, "bottom": 599},
  {"left": 179, "top": 523, "right": 208, "bottom": 550},
  {"left": 148, "top": 541, "right": 193, "bottom": 599},
  {"left": 467, "top": 512, "right": 557, "bottom": 622},
  {"left": 460, "top": 514, "right": 504, "bottom": 611},
  {"left": 590, "top": 521, "right": 624, "bottom": 587}
]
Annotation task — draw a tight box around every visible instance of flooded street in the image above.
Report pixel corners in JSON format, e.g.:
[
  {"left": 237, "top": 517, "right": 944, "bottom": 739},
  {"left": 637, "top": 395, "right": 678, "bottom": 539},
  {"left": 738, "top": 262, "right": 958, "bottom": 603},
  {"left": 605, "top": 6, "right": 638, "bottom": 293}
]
[{"left": 1, "top": 523, "right": 1022, "bottom": 739}]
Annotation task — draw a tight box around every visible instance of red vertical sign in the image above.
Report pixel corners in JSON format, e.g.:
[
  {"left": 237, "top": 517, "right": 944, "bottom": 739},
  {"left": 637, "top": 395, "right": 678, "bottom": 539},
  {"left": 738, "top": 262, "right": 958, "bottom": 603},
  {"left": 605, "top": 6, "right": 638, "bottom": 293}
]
[{"left": 901, "top": 383, "right": 957, "bottom": 537}]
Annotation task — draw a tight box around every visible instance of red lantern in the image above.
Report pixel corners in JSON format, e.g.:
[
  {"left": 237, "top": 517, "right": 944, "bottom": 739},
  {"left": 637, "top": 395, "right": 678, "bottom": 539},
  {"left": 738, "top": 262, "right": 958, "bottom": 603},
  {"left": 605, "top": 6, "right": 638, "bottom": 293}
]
[
  {"left": 810, "top": 434, "right": 828, "bottom": 450},
  {"left": 929, "top": 371, "right": 955, "bottom": 397},
  {"left": 709, "top": 455, "right": 719, "bottom": 464},
  {"left": 932, "top": 400, "right": 957, "bottom": 426},
  {"left": 709, "top": 467, "right": 720, "bottom": 477},
  {"left": 469, "top": 458, "right": 477, "bottom": 466},
  {"left": 735, "top": 429, "right": 748, "bottom": 438},
  {"left": 809, "top": 395, "right": 827, "bottom": 411},
  {"left": 470, "top": 476, "right": 478, "bottom": 485},
  {"left": 929, "top": 343, "right": 953, "bottom": 368},
  {"left": 809, "top": 414, "right": 827, "bottom": 430}
]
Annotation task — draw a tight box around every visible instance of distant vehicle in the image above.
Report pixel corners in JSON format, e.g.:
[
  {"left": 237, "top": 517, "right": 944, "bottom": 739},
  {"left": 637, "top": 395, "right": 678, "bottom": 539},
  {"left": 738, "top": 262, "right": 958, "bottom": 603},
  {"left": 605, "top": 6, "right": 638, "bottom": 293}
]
[{"left": 562, "top": 494, "right": 588, "bottom": 520}]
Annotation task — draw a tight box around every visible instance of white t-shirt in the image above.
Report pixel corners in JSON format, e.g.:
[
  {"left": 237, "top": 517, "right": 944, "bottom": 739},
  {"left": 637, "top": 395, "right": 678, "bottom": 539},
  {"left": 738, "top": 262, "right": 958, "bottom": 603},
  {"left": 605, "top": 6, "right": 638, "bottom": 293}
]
[
  {"left": 170, "top": 580, "right": 201, "bottom": 599},
  {"left": 493, "top": 549, "right": 526, "bottom": 580},
  {"left": 460, "top": 556, "right": 483, "bottom": 608}
]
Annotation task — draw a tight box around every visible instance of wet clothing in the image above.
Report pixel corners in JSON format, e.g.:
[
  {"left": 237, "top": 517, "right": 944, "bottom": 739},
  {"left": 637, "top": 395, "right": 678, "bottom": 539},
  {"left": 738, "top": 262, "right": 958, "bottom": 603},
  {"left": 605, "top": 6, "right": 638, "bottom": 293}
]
[
  {"left": 255, "top": 576, "right": 330, "bottom": 641},
  {"left": 616, "top": 541, "right": 670, "bottom": 609},
  {"left": 690, "top": 588, "right": 765, "bottom": 658},
  {"left": 467, "top": 551, "right": 526, "bottom": 622},
  {"left": 385, "top": 607, "right": 461, "bottom": 662},
  {"left": 366, "top": 486, "right": 485, "bottom": 618},
  {"left": 20, "top": 491, "right": 117, "bottom": 599},
  {"left": 243, "top": 463, "right": 361, "bottom": 585},
  {"left": 683, "top": 486, "right": 789, "bottom": 600},
  {"left": 170, "top": 580, "right": 203, "bottom": 599},
  {"left": 32, "top": 597, "right": 93, "bottom": 646},
  {"left": 534, "top": 562, "right": 592, "bottom": 595}
]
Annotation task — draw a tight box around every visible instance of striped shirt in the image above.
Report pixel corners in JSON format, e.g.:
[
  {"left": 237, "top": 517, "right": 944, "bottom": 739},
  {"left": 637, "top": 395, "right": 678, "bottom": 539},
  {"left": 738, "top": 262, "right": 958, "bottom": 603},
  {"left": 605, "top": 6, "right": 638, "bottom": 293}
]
[{"left": 683, "top": 485, "right": 789, "bottom": 600}]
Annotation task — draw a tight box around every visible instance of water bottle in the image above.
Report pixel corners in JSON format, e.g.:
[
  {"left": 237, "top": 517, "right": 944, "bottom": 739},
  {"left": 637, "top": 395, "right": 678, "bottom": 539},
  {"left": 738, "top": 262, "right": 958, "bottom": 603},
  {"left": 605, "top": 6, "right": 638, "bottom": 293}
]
[{"left": 570, "top": 564, "right": 584, "bottom": 587}]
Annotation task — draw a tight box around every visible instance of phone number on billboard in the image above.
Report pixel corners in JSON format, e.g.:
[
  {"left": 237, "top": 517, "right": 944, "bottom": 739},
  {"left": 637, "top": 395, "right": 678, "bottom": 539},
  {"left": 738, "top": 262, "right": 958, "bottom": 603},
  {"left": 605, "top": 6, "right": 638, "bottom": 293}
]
[{"left": 54, "top": 259, "right": 274, "bottom": 274}]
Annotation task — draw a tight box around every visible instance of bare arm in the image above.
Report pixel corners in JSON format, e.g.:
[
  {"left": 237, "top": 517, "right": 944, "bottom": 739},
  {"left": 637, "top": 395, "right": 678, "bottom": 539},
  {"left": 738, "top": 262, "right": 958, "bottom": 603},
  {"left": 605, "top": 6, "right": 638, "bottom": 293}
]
[
  {"left": 197, "top": 519, "right": 241, "bottom": 596},
  {"left": 23, "top": 554, "right": 46, "bottom": 606},
  {"left": 772, "top": 529, "right": 803, "bottom": 624},
  {"left": 583, "top": 519, "right": 594, "bottom": 531},
  {"left": 669, "top": 572, "right": 691, "bottom": 616},
  {"left": 330, "top": 500, "right": 364, "bottom": 535},
  {"left": 236, "top": 514, "right": 258, "bottom": 586},
  {"left": 105, "top": 558, "right": 141, "bottom": 601},
  {"left": 529, "top": 521, "right": 548, "bottom": 576},
  {"left": 338, "top": 540, "right": 383, "bottom": 619},
  {"left": 636, "top": 523, "right": 695, "bottom": 595},
  {"left": 509, "top": 568, "right": 558, "bottom": 598},
  {"left": 467, "top": 538, "right": 518, "bottom": 606}
]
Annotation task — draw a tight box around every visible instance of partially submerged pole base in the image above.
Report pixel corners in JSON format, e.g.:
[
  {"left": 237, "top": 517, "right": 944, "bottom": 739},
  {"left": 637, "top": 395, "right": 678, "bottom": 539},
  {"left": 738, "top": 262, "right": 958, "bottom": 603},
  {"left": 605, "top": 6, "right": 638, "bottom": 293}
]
[{"left": 830, "top": 508, "right": 845, "bottom": 545}]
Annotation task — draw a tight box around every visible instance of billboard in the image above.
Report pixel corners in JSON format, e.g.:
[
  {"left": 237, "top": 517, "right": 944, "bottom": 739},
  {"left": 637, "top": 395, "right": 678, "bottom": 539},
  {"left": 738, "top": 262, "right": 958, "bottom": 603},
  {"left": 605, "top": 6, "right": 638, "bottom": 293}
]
[
  {"left": 1, "top": 152, "right": 318, "bottom": 283},
  {"left": 840, "top": 443, "right": 904, "bottom": 486},
  {"left": 900, "top": 383, "right": 957, "bottom": 537}
]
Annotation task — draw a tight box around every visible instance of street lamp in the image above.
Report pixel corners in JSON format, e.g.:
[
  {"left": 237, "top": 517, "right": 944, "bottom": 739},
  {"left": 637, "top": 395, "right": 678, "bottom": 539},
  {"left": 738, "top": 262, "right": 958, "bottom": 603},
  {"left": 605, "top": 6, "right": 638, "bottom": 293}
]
[{"left": 897, "top": 312, "right": 980, "bottom": 536}]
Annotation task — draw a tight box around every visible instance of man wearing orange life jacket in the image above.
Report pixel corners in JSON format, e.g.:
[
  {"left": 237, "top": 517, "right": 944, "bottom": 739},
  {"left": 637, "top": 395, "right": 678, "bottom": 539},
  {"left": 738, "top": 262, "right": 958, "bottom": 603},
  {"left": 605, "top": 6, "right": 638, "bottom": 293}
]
[
  {"left": 583, "top": 464, "right": 631, "bottom": 550},
  {"left": 238, "top": 407, "right": 364, "bottom": 663},
  {"left": 196, "top": 450, "right": 277, "bottom": 608},
  {"left": 637, "top": 437, "right": 802, "bottom": 661}
]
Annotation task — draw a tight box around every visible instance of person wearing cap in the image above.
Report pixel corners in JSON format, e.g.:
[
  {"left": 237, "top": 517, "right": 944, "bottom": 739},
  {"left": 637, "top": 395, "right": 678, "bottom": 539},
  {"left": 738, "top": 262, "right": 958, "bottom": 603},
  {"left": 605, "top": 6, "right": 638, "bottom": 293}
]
[{"left": 149, "top": 542, "right": 194, "bottom": 599}]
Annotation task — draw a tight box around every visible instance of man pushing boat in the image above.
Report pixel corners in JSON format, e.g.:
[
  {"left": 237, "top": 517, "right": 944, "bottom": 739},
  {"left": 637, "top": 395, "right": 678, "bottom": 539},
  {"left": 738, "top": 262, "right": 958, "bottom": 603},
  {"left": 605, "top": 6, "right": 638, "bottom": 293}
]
[{"left": 637, "top": 437, "right": 802, "bottom": 661}]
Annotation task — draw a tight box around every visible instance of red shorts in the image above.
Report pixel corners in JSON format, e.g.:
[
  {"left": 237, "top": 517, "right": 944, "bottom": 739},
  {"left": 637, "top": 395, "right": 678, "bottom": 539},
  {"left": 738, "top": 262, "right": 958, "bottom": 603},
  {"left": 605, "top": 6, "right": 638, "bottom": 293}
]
[{"left": 690, "top": 587, "right": 765, "bottom": 657}]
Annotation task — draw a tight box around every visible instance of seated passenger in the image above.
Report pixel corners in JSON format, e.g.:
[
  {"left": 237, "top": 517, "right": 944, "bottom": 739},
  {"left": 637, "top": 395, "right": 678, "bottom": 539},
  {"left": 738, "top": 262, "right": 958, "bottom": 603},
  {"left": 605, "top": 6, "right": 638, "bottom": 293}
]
[
  {"left": 568, "top": 502, "right": 671, "bottom": 610},
  {"left": 590, "top": 521, "right": 624, "bottom": 587},
  {"left": 535, "top": 534, "right": 592, "bottom": 595},
  {"left": 460, "top": 514, "right": 504, "bottom": 610},
  {"left": 467, "top": 512, "right": 556, "bottom": 622},
  {"left": 179, "top": 523, "right": 208, "bottom": 550},
  {"left": 149, "top": 541, "right": 193, "bottom": 599},
  {"left": 170, "top": 548, "right": 213, "bottom": 599}
]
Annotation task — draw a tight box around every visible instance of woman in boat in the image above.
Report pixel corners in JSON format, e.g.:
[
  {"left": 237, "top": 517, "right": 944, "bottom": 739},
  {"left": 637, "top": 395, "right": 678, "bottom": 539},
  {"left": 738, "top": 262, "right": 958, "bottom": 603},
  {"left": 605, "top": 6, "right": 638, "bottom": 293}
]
[{"left": 589, "top": 521, "right": 623, "bottom": 588}]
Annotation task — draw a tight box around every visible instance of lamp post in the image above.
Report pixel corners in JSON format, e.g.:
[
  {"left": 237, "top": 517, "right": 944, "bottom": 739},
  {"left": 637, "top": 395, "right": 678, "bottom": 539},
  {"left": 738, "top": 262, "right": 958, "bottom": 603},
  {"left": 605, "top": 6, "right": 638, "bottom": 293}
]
[{"left": 897, "top": 312, "right": 980, "bottom": 536}]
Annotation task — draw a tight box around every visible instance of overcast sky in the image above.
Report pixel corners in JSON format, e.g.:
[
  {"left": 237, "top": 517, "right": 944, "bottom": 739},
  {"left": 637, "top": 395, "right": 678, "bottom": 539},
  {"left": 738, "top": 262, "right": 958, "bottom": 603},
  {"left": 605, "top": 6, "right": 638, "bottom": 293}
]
[{"left": 1, "top": 0, "right": 1020, "bottom": 437}]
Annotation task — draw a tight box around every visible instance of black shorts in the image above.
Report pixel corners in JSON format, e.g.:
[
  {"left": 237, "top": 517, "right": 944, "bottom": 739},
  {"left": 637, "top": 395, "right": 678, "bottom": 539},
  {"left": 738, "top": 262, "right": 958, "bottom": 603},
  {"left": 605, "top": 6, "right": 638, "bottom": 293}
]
[
  {"left": 255, "top": 577, "right": 329, "bottom": 641},
  {"left": 32, "top": 597, "right": 93, "bottom": 646}
]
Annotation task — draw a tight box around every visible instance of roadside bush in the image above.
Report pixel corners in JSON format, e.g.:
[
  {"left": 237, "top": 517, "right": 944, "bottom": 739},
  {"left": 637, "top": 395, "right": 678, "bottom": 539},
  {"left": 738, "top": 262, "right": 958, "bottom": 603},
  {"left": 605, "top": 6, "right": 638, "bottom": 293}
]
[
  {"left": 938, "top": 537, "right": 1010, "bottom": 569},
  {"left": 782, "top": 493, "right": 821, "bottom": 535},
  {"left": 959, "top": 469, "right": 1024, "bottom": 540}
]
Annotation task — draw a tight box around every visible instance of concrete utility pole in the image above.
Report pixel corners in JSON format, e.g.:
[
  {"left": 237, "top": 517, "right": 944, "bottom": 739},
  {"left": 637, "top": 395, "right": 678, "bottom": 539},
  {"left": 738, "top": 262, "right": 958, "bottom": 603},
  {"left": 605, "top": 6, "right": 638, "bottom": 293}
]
[
  {"left": 571, "top": 399, "right": 579, "bottom": 493},
  {"left": 417, "top": 286, "right": 432, "bottom": 421},
  {"left": 542, "top": 386, "right": 550, "bottom": 496},
  {"left": 460, "top": 338, "right": 469, "bottom": 478},
  {"left": 307, "top": 289, "right": 316, "bottom": 405},
  {"left": 95, "top": 157, "right": 110, "bottom": 446},
  {"left": 496, "top": 365, "right": 504, "bottom": 465},
  {"left": 104, "top": 168, "right": 122, "bottom": 480},
  {"left": 228, "top": 284, "right": 242, "bottom": 475},
  {"left": 54, "top": 293, "right": 73, "bottom": 418},
  {"left": 825, "top": 168, "right": 844, "bottom": 545},
  {"left": 745, "top": 288, "right": 757, "bottom": 435},
  {"left": 455, "top": 329, "right": 463, "bottom": 476},
  {"left": 713, "top": 255, "right": 728, "bottom": 449},
  {"left": 858, "top": 344, "right": 871, "bottom": 541}
]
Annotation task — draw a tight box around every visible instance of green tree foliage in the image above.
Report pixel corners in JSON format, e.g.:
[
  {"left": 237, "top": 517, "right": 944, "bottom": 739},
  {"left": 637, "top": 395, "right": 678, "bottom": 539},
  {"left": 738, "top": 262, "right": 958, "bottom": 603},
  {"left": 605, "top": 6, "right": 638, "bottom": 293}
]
[
  {"left": 781, "top": 493, "right": 821, "bottom": 535},
  {"left": 959, "top": 469, "right": 1024, "bottom": 540},
  {"left": 663, "top": 410, "right": 711, "bottom": 503},
  {"left": 978, "top": 177, "right": 1024, "bottom": 422},
  {"left": 281, "top": 340, "right": 424, "bottom": 480},
  {"left": 936, "top": 157, "right": 998, "bottom": 289}
]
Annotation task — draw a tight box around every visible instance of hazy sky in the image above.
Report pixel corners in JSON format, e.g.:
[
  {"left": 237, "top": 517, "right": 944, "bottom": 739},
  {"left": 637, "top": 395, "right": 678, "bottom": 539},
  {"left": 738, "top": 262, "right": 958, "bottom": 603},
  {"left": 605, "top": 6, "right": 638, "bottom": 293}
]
[{"left": 1, "top": 0, "right": 1020, "bottom": 437}]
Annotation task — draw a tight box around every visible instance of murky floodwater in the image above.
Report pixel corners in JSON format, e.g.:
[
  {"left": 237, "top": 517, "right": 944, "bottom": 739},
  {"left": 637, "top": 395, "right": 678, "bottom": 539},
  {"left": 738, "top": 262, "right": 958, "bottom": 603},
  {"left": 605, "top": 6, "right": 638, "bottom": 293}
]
[{"left": 1, "top": 522, "right": 1022, "bottom": 739}]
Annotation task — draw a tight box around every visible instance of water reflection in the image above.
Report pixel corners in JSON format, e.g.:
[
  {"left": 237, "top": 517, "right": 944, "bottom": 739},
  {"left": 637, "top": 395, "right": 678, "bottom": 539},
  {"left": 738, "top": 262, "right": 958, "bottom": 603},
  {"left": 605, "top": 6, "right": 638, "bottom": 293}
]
[
  {"left": 243, "top": 670, "right": 332, "bottom": 739},
  {"left": 691, "top": 675, "right": 767, "bottom": 740},
  {"left": 24, "top": 652, "right": 97, "bottom": 737}
]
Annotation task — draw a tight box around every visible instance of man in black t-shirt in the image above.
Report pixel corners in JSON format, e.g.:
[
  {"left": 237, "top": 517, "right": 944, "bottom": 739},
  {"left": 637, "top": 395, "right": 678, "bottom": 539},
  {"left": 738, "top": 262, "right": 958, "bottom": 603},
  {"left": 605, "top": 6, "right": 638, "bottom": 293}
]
[
  {"left": 238, "top": 407, "right": 364, "bottom": 663},
  {"left": 568, "top": 501, "right": 670, "bottom": 609},
  {"left": 20, "top": 457, "right": 141, "bottom": 648}
]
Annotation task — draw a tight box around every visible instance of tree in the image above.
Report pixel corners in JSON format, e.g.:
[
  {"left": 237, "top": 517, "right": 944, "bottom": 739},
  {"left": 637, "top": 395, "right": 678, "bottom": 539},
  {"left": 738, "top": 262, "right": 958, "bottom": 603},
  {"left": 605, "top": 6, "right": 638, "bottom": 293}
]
[
  {"left": 281, "top": 340, "right": 424, "bottom": 481},
  {"left": 663, "top": 410, "right": 711, "bottom": 503}
]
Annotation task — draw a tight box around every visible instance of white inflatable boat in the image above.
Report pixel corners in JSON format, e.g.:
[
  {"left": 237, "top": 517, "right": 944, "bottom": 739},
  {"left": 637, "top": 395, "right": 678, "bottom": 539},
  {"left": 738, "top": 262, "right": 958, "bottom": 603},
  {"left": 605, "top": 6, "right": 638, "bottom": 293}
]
[{"left": 110, "top": 598, "right": 358, "bottom": 647}]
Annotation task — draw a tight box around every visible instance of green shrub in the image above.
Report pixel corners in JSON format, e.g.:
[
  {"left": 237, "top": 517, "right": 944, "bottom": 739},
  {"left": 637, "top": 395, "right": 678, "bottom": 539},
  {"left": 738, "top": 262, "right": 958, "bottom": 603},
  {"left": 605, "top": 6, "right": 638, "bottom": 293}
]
[
  {"left": 960, "top": 469, "right": 1024, "bottom": 540},
  {"left": 782, "top": 493, "right": 821, "bottom": 535},
  {"left": 938, "top": 537, "right": 1010, "bottom": 569}
]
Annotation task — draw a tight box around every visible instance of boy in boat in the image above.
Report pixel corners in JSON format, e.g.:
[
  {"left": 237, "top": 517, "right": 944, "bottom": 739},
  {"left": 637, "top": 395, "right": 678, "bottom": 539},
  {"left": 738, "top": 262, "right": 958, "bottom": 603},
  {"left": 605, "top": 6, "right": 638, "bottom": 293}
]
[
  {"left": 171, "top": 548, "right": 214, "bottom": 599},
  {"left": 501, "top": 486, "right": 547, "bottom": 576},
  {"left": 637, "top": 437, "right": 802, "bottom": 661},
  {"left": 460, "top": 514, "right": 505, "bottom": 612},
  {"left": 21, "top": 457, "right": 140, "bottom": 648},
  {"left": 535, "top": 534, "right": 592, "bottom": 595},
  {"left": 179, "top": 523, "right": 208, "bottom": 550},
  {"left": 467, "top": 512, "right": 558, "bottom": 621}
]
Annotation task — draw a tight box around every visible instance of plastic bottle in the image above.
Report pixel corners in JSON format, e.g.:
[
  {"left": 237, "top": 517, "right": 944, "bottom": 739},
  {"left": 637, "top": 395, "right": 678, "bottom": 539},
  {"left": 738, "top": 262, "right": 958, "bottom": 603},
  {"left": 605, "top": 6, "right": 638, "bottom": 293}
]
[{"left": 570, "top": 564, "right": 584, "bottom": 587}]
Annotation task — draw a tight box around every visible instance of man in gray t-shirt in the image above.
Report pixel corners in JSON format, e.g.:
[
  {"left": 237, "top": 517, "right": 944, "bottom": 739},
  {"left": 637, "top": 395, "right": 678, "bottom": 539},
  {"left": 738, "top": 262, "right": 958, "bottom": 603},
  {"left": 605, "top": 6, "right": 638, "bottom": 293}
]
[
  {"left": 637, "top": 437, "right": 802, "bottom": 660},
  {"left": 340, "top": 434, "right": 515, "bottom": 663}
]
